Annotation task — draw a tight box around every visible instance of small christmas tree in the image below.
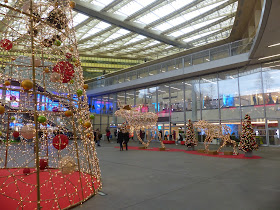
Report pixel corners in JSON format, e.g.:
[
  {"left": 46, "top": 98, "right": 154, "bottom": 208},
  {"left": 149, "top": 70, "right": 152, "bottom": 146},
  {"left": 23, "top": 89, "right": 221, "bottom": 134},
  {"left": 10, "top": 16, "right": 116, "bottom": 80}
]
[
  {"left": 185, "top": 119, "right": 197, "bottom": 147},
  {"left": 239, "top": 114, "right": 258, "bottom": 153}
]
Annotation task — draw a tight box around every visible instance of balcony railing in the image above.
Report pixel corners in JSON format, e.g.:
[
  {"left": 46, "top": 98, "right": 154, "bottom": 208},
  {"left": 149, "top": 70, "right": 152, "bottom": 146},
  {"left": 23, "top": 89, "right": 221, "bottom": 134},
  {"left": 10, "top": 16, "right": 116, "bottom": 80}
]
[{"left": 88, "top": 39, "right": 251, "bottom": 90}]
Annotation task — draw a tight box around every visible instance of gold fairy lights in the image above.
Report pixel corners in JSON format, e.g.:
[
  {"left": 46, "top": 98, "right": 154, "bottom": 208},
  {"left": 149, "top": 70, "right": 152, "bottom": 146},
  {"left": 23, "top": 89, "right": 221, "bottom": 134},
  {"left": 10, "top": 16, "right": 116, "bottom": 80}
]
[
  {"left": 194, "top": 120, "right": 238, "bottom": 154},
  {"left": 115, "top": 104, "right": 165, "bottom": 148},
  {"left": 0, "top": 0, "right": 101, "bottom": 209}
]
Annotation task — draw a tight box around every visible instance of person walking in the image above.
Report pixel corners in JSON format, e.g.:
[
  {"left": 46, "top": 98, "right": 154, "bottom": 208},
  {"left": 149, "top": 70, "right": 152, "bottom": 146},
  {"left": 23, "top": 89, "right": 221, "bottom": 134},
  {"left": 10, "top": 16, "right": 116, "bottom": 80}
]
[
  {"left": 96, "top": 128, "right": 101, "bottom": 146},
  {"left": 123, "top": 130, "right": 130, "bottom": 151},
  {"left": 117, "top": 129, "right": 124, "bottom": 151},
  {"left": 106, "top": 128, "right": 111, "bottom": 143}
]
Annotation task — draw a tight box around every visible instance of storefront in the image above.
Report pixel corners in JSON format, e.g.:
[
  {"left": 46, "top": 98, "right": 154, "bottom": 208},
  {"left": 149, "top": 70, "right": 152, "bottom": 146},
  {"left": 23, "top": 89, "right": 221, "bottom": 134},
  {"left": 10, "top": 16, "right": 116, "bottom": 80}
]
[{"left": 88, "top": 61, "right": 280, "bottom": 146}]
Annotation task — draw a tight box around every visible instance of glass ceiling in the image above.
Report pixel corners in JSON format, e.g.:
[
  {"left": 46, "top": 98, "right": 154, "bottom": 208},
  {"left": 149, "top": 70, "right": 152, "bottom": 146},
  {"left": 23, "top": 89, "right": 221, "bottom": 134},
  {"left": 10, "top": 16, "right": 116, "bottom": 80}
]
[
  {"left": 0, "top": 0, "right": 239, "bottom": 78},
  {"left": 74, "top": 0, "right": 238, "bottom": 59}
]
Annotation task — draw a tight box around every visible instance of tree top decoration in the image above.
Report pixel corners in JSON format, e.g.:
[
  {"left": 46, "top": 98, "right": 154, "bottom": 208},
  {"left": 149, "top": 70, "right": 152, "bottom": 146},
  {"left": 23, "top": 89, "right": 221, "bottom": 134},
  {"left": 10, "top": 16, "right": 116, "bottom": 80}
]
[{"left": 0, "top": 1, "right": 101, "bottom": 209}]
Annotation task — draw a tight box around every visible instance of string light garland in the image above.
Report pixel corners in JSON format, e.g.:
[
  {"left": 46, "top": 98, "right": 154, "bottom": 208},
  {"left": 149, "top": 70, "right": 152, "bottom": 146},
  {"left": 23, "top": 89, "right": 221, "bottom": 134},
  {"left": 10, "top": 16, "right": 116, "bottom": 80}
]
[
  {"left": 115, "top": 104, "right": 165, "bottom": 149},
  {"left": 0, "top": 0, "right": 101, "bottom": 209},
  {"left": 194, "top": 120, "right": 238, "bottom": 154}
]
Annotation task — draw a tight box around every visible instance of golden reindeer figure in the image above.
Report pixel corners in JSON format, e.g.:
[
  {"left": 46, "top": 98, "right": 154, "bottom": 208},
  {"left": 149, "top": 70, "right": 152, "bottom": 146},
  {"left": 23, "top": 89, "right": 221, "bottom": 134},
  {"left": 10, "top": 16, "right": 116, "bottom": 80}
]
[
  {"left": 194, "top": 120, "right": 238, "bottom": 154},
  {"left": 115, "top": 103, "right": 165, "bottom": 149}
]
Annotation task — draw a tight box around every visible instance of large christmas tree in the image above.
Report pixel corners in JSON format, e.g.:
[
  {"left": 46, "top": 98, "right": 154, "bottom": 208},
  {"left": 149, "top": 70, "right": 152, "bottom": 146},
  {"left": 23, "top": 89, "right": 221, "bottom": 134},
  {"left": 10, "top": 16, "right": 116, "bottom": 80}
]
[
  {"left": 185, "top": 119, "right": 197, "bottom": 147},
  {"left": 0, "top": 1, "right": 101, "bottom": 209},
  {"left": 238, "top": 114, "right": 258, "bottom": 152}
]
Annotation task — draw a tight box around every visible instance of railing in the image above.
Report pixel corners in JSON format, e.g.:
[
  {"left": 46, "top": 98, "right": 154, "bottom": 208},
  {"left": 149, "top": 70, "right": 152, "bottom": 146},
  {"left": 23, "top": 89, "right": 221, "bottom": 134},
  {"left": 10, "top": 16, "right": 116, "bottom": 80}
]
[{"left": 88, "top": 39, "right": 252, "bottom": 89}]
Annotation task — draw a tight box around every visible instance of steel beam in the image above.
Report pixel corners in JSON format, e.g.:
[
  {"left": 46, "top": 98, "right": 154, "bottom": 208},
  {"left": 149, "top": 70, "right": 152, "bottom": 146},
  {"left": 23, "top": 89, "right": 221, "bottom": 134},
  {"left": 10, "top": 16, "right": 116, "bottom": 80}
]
[{"left": 74, "top": 0, "right": 189, "bottom": 48}]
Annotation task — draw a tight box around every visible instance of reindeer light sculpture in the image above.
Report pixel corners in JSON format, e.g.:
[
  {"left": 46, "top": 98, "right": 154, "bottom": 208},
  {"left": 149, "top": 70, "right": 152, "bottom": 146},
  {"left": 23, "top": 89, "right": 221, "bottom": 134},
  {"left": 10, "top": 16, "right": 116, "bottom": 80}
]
[
  {"left": 194, "top": 120, "right": 237, "bottom": 154},
  {"left": 115, "top": 104, "right": 165, "bottom": 149}
]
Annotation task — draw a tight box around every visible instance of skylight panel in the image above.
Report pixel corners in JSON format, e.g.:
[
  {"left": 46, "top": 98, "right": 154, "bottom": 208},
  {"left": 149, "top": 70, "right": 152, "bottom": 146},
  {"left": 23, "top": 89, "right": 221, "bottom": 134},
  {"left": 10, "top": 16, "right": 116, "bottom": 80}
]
[
  {"left": 124, "top": 35, "right": 147, "bottom": 45},
  {"left": 154, "top": 22, "right": 173, "bottom": 32},
  {"left": 183, "top": 30, "right": 219, "bottom": 42},
  {"left": 73, "top": 13, "right": 89, "bottom": 27},
  {"left": 169, "top": 31, "right": 184, "bottom": 37},
  {"left": 135, "top": 0, "right": 156, "bottom": 7},
  {"left": 182, "top": 10, "right": 200, "bottom": 21},
  {"left": 136, "top": 13, "right": 159, "bottom": 25},
  {"left": 166, "top": 16, "right": 187, "bottom": 26},
  {"left": 81, "top": 22, "right": 111, "bottom": 39},
  {"left": 170, "top": 0, "right": 195, "bottom": 10},
  {"left": 102, "top": 29, "right": 131, "bottom": 42},
  {"left": 180, "top": 27, "right": 195, "bottom": 34},
  {"left": 115, "top": 1, "right": 143, "bottom": 17},
  {"left": 197, "top": 0, "right": 227, "bottom": 15},
  {"left": 192, "top": 17, "right": 223, "bottom": 30},
  {"left": 145, "top": 41, "right": 160, "bottom": 47},
  {"left": 94, "top": 0, "right": 114, "bottom": 8},
  {"left": 153, "top": 4, "right": 175, "bottom": 18}
]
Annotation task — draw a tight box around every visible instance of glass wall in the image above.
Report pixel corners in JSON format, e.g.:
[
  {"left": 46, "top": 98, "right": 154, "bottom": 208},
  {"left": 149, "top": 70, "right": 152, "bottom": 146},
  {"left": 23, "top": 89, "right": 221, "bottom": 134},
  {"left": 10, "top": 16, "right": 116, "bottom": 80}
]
[
  {"left": 88, "top": 60, "right": 280, "bottom": 146},
  {"left": 218, "top": 70, "right": 240, "bottom": 120},
  {"left": 125, "top": 90, "right": 135, "bottom": 107},
  {"left": 200, "top": 75, "right": 219, "bottom": 121}
]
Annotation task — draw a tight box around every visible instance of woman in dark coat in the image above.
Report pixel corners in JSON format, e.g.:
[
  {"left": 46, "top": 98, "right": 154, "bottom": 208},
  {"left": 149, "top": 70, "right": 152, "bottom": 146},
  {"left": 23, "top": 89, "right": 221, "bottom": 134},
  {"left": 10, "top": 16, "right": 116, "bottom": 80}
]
[
  {"left": 117, "top": 130, "right": 124, "bottom": 151},
  {"left": 123, "top": 131, "right": 130, "bottom": 151}
]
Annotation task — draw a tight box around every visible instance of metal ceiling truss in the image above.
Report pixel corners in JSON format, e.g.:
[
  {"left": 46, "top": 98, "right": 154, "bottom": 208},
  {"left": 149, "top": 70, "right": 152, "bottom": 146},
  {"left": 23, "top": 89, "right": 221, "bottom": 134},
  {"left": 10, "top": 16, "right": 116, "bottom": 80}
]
[
  {"left": 0, "top": 0, "right": 239, "bottom": 77},
  {"left": 176, "top": 13, "right": 235, "bottom": 40},
  {"left": 162, "top": 0, "right": 237, "bottom": 35},
  {"left": 134, "top": 26, "right": 232, "bottom": 58},
  {"left": 74, "top": 0, "right": 189, "bottom": 48}
]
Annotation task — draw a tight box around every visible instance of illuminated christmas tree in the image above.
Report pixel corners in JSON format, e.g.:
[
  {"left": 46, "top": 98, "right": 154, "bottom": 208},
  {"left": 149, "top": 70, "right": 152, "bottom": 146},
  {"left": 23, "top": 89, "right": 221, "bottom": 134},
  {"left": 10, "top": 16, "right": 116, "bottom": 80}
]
[
  {"left": 0, "top": 1, "right": 101, "bottom": 209},
  {"left": 238, "top": 114, "right": 258, "bottom": 155},
  {"left": 185, "top": 119, "right": 197, "bottom": 149}
]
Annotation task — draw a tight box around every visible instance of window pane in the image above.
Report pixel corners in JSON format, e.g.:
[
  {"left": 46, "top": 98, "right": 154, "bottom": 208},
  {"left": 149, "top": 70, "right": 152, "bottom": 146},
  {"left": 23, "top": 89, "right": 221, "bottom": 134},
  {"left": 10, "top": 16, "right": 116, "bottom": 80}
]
[
  {"left": 158, "top": 84, "right": 170, "bottom": 123},
  {"left": 126, "top": 90, "right": 135, "bottom": 107},
  {"left": 200, "top": 75, "right": 219, "bottom": 120},
  {"left": 262, "top": 62, "right": 280, "bottom": 118},
  {"left": 239, "top": 66, "right": 264, "bottom": 119},
  {"left": 185, "top": 78, "right": 201, "bottom": 121},
  {"left": 218, "top": 70, "right": 240, "bottom": 120},
  {"left": 170, "top": 81, "right": 184, "bottom": 122}
]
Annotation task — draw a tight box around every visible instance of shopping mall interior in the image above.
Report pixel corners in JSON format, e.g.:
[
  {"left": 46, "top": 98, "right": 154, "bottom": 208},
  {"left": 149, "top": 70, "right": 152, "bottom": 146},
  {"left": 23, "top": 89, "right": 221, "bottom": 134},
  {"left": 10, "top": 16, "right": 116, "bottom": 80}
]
[{"left": 0, "top": 0, "right": 280, "bottom": 209}]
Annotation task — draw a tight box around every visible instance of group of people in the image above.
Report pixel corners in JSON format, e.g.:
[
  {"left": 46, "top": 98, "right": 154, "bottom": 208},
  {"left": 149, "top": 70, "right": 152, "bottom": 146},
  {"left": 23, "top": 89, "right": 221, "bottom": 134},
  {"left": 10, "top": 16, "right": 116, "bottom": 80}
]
[
  {"left": 117, "top": 129, "right": 130, "bottom": 151},
  {"left": 93, "top": 127, "right": 129, "bottom": 150}
]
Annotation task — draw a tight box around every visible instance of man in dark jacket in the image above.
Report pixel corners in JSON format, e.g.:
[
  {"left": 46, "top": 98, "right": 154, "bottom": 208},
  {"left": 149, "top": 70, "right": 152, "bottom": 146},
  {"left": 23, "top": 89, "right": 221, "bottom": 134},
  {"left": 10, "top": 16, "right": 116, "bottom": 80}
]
[
  {"left": 117, "top": 129, "right": 124, "bottom": 151},
  {"left": 123, "top": 131, "right": 130, "bottom": 151}
]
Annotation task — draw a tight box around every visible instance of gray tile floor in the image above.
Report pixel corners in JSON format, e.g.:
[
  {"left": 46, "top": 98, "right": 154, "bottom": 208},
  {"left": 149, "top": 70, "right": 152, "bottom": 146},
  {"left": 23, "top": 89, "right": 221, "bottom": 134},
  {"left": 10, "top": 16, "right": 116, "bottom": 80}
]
[{"left": 74, "top": 140, "right": 280, "bottom": 210}]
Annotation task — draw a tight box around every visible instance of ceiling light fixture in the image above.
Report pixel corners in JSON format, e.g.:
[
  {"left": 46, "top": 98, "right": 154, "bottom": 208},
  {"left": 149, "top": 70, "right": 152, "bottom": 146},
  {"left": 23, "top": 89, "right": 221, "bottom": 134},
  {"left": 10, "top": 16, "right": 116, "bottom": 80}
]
[
  {"left": 268, "top": 43, "right": 280, "bottom": 48},
  {"left": 258, "top": 54, "right": 280, "bottom": 60}
]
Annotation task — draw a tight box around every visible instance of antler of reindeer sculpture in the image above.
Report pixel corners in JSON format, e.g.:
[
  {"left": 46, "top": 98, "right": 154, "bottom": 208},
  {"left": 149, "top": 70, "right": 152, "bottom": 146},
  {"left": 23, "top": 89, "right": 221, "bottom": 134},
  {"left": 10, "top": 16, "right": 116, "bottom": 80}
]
[
  {"left": 115, "top": 103, "right": 165, "bottom": 149},
  {"left": 193, "top": 120, "right": 238, "bottom": 154}
]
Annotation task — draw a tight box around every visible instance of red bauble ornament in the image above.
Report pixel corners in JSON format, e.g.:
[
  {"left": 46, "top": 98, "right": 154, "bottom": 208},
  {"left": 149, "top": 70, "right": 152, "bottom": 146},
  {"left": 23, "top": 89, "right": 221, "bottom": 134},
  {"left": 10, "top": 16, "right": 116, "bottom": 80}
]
[
  {"left": 52, "top": 61, "right": 74, "bottom": 83},
  {"left": 66, "top": 53, "right": 72, "bottom": 59},
  {"left": 40, "top": 159, "right": 48, "bottom": 170},
  {"left": 23, "top": 168, "right": 31, "bottom": 175},
  {"left": 13, "top": 131, "right": 19, "bottom": 138},
  {"left": 53, "top": 134, "right": 69, "bottom": 150},
  {"left": 0, "top": 39, "right": 13, "bottom": 50}
]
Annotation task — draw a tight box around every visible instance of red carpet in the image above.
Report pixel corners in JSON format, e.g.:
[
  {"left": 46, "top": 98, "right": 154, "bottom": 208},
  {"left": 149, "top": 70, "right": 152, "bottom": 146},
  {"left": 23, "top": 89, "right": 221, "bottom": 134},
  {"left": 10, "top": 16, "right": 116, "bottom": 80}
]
[
  {"left": 0, "top": 168, "right": 100, "bottom": 210},
  {"left": 162, "top": 140, "right": 175, "bottom": 144},
  {"left": 115, "top": 146, "right": 186, "bottom": 152},
  {"left": 185, "top": 151, "right": 262, "bottom": 159},
  {"left": 115, "top": 146, "right": 262, "bottom": 159}
]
